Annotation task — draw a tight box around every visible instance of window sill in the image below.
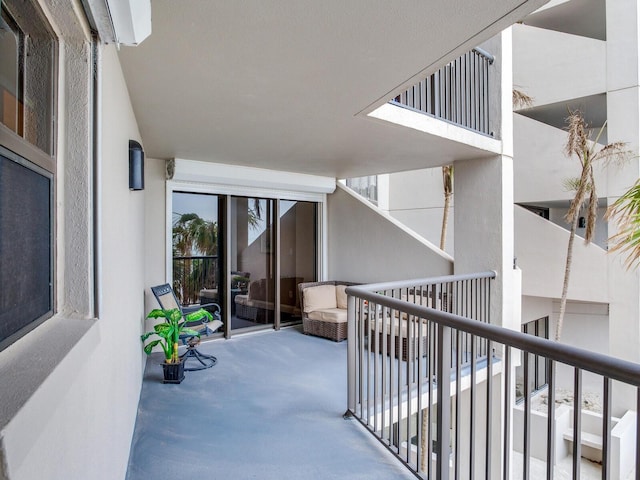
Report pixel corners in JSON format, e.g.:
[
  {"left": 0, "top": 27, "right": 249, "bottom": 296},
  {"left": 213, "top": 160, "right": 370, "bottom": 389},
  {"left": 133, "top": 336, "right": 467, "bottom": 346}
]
[{"left": 0, "top": 312, "right": 98, "bottom": 431}]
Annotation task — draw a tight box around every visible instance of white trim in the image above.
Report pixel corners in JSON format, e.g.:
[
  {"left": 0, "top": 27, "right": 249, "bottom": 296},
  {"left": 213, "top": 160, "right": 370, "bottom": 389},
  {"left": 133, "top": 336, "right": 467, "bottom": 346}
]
[
  {"left": 172, "top": 158, "right": 336, "bottom": 197},
  {"left": 165, "top": 181, "right": 173, "bottom": 284},
  {"left": 169, "top": 180, "right": 327, "bottom": 203}
]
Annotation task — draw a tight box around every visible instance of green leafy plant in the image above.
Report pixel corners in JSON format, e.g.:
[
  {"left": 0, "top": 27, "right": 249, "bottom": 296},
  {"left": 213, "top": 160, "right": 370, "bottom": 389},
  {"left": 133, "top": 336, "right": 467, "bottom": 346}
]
[
  {"left": 606, "top": 178, "right": 640, "bottom": 270},
  {"left": 141, "top": 308, "right": 213, "bottom": 363}
]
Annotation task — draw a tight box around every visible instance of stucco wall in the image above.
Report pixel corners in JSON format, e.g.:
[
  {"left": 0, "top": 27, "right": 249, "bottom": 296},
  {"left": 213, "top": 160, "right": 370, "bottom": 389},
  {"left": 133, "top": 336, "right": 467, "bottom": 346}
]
[
  {"left": 327, "top": 184, "right": 452, "bottom": 283},
  {"left": 0, "top": 43, "right": 145, "bottom": 480},
  {"left": 385, "top": 168, "right": 454, "bottom": 255},
  {"left": 515, "top": 205, "right": 608, "bottom": 303}
]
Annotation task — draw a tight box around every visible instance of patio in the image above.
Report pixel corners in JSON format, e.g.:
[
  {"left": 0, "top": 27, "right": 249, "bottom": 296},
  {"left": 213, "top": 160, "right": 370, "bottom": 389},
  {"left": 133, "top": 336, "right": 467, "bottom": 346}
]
[{"left": 126, "top": 325, "right": 415, "bottom": 480}]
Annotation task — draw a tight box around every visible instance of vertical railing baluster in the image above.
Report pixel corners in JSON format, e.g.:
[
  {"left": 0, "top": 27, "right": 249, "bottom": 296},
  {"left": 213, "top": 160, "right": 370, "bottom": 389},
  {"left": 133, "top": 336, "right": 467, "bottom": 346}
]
[
  {"left": 428, "top": 317, "right": 434, "bottom": 478},
  {"left": 382, "top": 292, "right": 389, "bottom": 446},
  {"left": 636, "top": 388, "right": 640, "bottom": 480},
  {"left": 503, "top": 345, "right": 511, "bottom": 480},
  {"left": 437, "top": 323, "right": 452, "bottom": 480},
  {"left": 417, "top": 303, "right": 424, "bottom": 473},
  {"left": 524, "top": 351, "right": 531, "bottom": 480},
  {"left": 455, "top": 328, "right": 462, "bottom": 479},
  {"left": 573, "top": 369, "right": 582, "bottom": 480},
  {"left": 602, "top": 377, "right": 611, "bottom": 480},
  {"left": 470, "top": 333, "right": 477, "bottom": 480},
  {"left": 486, "top": 338, "right": 493, "bottom": 479},
  {"left": 347, "top": 294, "right": 356, "bottom": 418},
  {"left": 358, "top": 297, "right": 365, "bottom": 419},
  {"left": 427, "top": 75, "right": 433, "bottom": 115},
  {"left": 547, "top": 360, "right": 556, "bottom": 480}
]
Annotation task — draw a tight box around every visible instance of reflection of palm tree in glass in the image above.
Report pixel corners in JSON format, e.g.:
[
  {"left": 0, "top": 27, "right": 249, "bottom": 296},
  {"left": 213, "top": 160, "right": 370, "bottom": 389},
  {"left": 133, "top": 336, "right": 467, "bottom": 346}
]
[
  {"left": 172, "top": 203, "right": 262, "bottom": 304},
  {"left": 173, "top": 213, "right": 219, "bottom": 304}
]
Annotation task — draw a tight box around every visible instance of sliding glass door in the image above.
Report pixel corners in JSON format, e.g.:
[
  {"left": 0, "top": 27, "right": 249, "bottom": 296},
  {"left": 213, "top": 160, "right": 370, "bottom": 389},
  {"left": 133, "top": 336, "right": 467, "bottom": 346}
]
[
  {"left": 279, "top": 200, "right": 317, "bottom": 326},
  {"left": 230, "top": 197, "right": 275, "bottom": 330},
  {"left": 171, "top": 192, "right": 222, "bottom": 316},
  {"left": 171, "top": 191, "right": 318, "bottom": 335}
]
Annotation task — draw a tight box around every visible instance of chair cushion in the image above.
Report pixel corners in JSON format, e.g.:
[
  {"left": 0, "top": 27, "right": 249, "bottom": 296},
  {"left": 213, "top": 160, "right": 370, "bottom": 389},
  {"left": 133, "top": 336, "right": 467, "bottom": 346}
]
[
  {"left": 307, "top": 308, "right": 347, "bottom": 323},
  {"left": 303, "top": 285, "right": 337, "bottom": 313},
  {"left": 336, "top": 285, "right": 348, "bottom": 309},
  {"left": 234, "top": 294, "right": 249, "bottom": 306}
]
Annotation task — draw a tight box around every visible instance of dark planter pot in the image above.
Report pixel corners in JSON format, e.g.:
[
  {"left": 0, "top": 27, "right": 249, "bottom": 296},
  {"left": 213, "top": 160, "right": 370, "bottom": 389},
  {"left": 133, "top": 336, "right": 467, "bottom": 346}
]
[{"left": 162, "top": 359, "right": 185, "bottom": 384}]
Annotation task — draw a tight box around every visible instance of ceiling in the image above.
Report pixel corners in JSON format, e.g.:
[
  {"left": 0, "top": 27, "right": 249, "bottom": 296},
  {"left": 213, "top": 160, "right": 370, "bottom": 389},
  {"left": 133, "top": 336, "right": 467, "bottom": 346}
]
[
  {"left": 517, "top": 93, "right": 608, "bottom": 143},
  {"left": 118, "top": 0, "right": 549, "bottom": 179},
  {"left": 523, "top": 0, "right": 606, "bottom": 40}
]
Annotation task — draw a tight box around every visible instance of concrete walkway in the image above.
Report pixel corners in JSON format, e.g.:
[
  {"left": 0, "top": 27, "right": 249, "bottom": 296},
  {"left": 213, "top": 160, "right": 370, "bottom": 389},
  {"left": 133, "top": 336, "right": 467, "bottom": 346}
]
[{"left": 126, "top": 326, "right": 415, "bottom": 480}]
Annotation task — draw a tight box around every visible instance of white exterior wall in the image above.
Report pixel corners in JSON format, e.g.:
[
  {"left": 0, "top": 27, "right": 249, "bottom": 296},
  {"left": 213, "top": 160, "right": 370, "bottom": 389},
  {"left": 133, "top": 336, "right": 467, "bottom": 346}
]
[
  {"left": 328, "top": 185, "right": 453, "bottom": 283},
  {"left": 385, "top": 168, "right": 453, "bottom": 254},
  {"left": 0, "top": 40, "right": 145, "bottom": 480},
  {"left": 515, "top": 206, "right": 608, "bottom": 302},
  {"left": 513, "top": 24, "right": 606, "bottom": 107}
]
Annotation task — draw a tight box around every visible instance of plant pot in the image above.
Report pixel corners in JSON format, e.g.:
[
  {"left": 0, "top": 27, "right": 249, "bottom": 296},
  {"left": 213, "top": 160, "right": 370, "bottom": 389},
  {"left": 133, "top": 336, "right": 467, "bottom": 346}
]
[{"left": 162, "top": 358, "right": 185, "bottom": 384}]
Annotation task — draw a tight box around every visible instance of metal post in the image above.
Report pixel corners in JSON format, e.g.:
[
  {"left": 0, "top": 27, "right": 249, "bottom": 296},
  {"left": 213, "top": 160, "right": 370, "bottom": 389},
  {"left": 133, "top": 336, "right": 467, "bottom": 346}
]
[
  {"left": 345, "top": 294, "right": 356, "bottom": 419},
  {"left": 436, "top": 324, "right": 452, "bottom": 480}
]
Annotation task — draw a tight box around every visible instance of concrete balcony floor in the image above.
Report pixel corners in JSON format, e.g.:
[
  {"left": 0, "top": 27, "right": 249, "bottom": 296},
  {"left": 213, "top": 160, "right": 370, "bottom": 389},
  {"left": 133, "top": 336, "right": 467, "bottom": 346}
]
[{"left": 126, "top": 325, "right": 415, "bottom": 480}]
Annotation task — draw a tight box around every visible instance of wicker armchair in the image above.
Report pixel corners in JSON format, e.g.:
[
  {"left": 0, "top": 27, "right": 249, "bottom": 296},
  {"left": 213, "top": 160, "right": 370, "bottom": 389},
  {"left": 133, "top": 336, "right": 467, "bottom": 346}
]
[{"left": 298, "top": 280, "right": 358, "bottom": 341}]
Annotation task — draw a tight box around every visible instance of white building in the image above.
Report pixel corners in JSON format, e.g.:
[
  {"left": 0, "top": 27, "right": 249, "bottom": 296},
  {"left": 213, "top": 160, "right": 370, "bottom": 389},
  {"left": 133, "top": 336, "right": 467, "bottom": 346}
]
[
  {"left": 379, "top": 0, "right": 640, "bottom": 398},
  {"left": 0, "top": 0, "right": 636, "bottom": 478}
]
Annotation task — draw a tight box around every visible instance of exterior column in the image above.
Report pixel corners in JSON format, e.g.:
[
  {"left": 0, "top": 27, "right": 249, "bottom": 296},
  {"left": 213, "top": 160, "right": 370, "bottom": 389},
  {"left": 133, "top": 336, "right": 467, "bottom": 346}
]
[
  {"left": 453, "top": 28, "right": 517, "bottom": 480},
  {"left": 606, "top": 0, "right": 640, "bottom": 413}
]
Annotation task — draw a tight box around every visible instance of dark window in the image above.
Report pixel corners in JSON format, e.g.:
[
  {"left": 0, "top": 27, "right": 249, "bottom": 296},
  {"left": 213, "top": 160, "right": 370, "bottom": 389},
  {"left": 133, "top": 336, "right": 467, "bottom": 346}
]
[
  {"left": 0, "top": 146, "right": 53, "bottom": 349},
  {"left": 0, "top": 0, "right": 55, "bottom": 350}
]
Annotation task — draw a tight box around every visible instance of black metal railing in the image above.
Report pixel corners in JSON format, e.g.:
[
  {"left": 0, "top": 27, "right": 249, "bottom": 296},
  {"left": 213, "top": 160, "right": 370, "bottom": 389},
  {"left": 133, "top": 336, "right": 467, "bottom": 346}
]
[
  {"left": 346, "top": 273, "right": 640, "bottom": 480},
  {"left": 390, "top": 48, "right": 494, "bottom": 136},
  {"left": 172, "top": 255, "right": 219, "bottom": 306}
]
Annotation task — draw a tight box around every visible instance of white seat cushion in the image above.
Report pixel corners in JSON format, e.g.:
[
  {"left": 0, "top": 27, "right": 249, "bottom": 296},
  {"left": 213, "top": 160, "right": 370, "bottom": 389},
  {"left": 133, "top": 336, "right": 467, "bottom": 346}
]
[
  {"left": 307, "top": 308, "right": 347, "bottom": 323},
  {"left": 336, "top": 285, "right": 348, "bottom": 309},
  {"left": 303, "top": 285, "right": 337, "bottom": 313}
]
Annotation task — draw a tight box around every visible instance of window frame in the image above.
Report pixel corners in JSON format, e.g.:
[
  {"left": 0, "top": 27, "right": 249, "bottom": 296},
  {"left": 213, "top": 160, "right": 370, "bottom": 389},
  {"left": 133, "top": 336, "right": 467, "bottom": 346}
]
[{"left": 0, "top": 0, "right": 57, "bottom": 351}]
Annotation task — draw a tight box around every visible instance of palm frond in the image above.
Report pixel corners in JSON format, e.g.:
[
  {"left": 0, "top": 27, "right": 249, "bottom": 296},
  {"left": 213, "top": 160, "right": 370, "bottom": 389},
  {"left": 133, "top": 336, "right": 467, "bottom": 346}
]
[
  {"left": 606, "top": 178, "right": 640, "bottom": 269},
  {"left": 513, "top": 89, "right": 533, "bottom": 109},
  {"left": 564, "top": 110, "right": 589, "bottom": 160}
]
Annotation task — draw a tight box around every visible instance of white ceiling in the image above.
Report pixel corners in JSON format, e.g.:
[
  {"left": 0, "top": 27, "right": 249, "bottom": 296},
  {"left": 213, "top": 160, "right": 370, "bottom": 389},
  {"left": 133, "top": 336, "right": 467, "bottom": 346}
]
[
  {"left": 523, "top": 0, "right": 606, "bottom": 40},
  {"left": 118, "top": 0, "right": 549, "bottom": 178}
]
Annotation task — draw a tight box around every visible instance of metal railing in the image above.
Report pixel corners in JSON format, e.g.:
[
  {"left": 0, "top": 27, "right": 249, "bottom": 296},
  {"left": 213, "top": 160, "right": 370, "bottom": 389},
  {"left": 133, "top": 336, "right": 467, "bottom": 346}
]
[
  {"left": 346, "top": 273, "right": 640, "bottom": 480},
  {"left": 172, "top": 255, "right": 219, "bottom": 306},
  {"left": 345, "top": 176, "right": 378, "bottom": 205},
  {"left": 390, "top": 48, "right": 494, "bottom": 136}
]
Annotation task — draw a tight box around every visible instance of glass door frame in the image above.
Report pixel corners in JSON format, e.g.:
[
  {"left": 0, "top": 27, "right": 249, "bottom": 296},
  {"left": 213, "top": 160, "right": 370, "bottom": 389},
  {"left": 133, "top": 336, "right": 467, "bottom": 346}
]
[{"left": 166, "top": 181, "right": 326, "bottom": 338}]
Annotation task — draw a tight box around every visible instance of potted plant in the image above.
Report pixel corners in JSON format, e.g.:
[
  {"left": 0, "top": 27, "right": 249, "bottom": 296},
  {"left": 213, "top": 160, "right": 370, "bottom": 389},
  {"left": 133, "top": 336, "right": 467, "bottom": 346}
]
[{"left": 141, "top": 307, "right": 213, "bottom": 383}]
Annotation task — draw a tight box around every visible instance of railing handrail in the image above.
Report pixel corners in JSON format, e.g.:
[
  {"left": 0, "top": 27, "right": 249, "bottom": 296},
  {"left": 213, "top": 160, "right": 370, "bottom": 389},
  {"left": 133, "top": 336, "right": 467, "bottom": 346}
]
[
  {"left": 346, "top": 285, "right": 640, "bottom": 387},
  {"left": 348, "top": 271, "right": 496, "bottom": 293},
  {"left": 472, "top": 47, "right": 494, "bottom": 64}
]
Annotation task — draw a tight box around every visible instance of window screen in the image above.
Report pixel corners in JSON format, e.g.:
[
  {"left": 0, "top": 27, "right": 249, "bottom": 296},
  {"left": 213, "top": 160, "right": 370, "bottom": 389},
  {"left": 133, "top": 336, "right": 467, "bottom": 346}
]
[{"left": 0, "top": 148, "right": 52, "bottom": 349}]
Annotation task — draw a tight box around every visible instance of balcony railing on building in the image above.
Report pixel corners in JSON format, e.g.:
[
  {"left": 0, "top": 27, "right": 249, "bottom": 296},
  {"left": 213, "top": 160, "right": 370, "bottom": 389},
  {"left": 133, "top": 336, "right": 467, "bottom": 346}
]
[
  {"left": 173, "top": 255, "right": 219, "bottom": 306},
  {"left": 346, "top": 274, "right": 640, "bottom": 480},
  {"left": 345, "top": 176, "right": 378, "bottom": 205},
  {"left": 390, "top": 48, "right": 494, "bottom": 136}
]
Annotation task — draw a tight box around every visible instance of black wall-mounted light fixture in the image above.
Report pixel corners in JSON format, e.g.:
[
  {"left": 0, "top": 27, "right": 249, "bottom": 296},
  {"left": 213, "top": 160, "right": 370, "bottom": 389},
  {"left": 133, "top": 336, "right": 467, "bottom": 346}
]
[
  {"left": 578, "top": 216, "right": 586, "bottom": 228},
  {"left": 129, "top": 140, "right": 144, "bottom": 190}
]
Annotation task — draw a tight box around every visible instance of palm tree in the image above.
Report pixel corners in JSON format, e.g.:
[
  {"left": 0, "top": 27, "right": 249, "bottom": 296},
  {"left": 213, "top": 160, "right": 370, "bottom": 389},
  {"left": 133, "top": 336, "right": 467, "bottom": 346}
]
[
  {"left": 555, "top": 111, "right": 628, "bottom": 341},
  {"left": 173, "top": 212, "right": 218, "bottom": 256},
  {"left": 606, "top": 178, "right": 640, "bottom": 270},
  {"left": 172, "top": 213, "right": 219, "bottom": 304},
  {"left": 440, "top": 165, "right": 454, "bottom": 250}
]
